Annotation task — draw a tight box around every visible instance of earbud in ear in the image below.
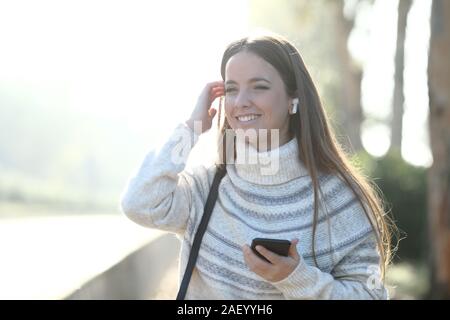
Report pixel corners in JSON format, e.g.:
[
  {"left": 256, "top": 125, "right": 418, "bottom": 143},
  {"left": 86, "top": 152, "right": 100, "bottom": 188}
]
[{"left": 291, "top": 98, "right": 299, "bottom": 114}]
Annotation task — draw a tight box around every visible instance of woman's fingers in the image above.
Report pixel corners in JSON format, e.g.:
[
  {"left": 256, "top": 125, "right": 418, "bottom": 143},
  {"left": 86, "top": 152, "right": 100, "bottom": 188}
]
[
  {"left": 255, "top": 245, "right": 283, "bottom": 264},
  {"left": 210, "top": 82, "right": 225, "bottom": 92},
  {"left": 212, "top": 91, "right": 224, "bottom": 100},
  {"left": 208, "top": 80, "right": 225, "bottom": 87},
  {"left": 206, "top": 81, "right": 224, "bottom": 95},
  {"left": 289, "top": 239, "right": 300, "bottom": 261},
  {"left": 211, "top": 87, "right": 224, "bottom": 97},
  {"left": 209, "top": 89, "right": 224, "bottom": 105},
  {"left": 187, "top": 81, "right": 225, "bottom": 135},
  {"left": 212, "top": 84, "right": 224, "bottom": 90},
  {"left": 206, "top": 81, "right": 223, "bottom": 93},
  {"left": 208, "top": 108, "right": 217, "bottom": 117}
]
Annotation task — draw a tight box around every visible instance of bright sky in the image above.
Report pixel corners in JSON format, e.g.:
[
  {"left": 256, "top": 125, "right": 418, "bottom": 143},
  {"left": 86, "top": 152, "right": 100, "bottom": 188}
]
[
  {"left": 0, "top": 0, "right": 249, "bottom": 139},
  {"left": 0, "top": 0, "right": 432, "bottom": 167}
]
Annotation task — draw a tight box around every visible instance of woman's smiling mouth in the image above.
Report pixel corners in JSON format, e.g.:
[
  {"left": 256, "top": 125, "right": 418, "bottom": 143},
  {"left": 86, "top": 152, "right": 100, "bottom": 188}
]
[{"left": 236, "top": 114, "right": 262, "bottom": 123}]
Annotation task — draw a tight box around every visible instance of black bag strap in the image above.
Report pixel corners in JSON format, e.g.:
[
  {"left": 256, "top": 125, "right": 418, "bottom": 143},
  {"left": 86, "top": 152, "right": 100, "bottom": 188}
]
[{"left": 176, "top": 165, "right": 226, "bottom": 300}]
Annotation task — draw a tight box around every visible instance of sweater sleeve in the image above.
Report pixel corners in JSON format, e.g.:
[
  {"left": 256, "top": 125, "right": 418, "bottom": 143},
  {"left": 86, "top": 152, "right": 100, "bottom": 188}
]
[
  {"left": 119, "top": 122, "right": 202, "bottom": 236},
  {"left": 269, "top": 231, "right": 388, "bottom": 300}
]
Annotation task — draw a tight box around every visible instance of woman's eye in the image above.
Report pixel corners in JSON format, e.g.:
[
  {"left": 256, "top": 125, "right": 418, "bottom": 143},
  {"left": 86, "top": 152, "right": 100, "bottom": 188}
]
[{"left": 225, "top": 86, "right": 268, "bottom": 93}]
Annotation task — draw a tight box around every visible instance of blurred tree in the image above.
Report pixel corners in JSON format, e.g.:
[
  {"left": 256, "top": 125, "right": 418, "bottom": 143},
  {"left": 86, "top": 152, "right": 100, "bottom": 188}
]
[
  {"left": 428, "top": 0, "right": 450, "bottom": 299},
  {"left": 391, "top": 0, "right": 413, "bottom": 152},
  {"left": 328, "top": 0, "right": 365, "bottom": 153}
]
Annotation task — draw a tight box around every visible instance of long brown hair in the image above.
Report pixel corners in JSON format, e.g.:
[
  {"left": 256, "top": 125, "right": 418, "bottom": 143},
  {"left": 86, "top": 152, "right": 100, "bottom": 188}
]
[{"left": 215, "top": 32, "right": 396, "bottom": 280}]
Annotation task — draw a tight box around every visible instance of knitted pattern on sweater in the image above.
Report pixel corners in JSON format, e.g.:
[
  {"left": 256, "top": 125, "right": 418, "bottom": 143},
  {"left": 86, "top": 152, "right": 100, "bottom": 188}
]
[{"left": 120, "top": 122, "right": 388, "bottom": 299}]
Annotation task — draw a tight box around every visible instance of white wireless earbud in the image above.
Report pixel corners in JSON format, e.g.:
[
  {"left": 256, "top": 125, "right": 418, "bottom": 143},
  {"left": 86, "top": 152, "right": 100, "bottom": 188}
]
[{"left": 291, "top": 98, "right": 299, "bottom": 114}]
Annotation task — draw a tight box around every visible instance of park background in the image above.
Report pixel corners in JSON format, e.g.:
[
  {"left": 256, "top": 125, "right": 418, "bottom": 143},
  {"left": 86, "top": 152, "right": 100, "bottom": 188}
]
[{"left": 0, "top": 0, "right": 449, "bottom": 299}]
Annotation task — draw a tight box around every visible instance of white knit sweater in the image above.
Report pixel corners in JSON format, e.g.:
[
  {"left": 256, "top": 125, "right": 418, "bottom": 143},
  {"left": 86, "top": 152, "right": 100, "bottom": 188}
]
[{"left": 120, "top": 122, "right": 388, "bottom": 300}]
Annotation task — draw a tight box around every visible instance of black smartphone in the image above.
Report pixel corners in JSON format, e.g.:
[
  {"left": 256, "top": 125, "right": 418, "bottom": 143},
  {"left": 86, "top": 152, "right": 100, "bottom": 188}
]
[{"left": 251, "top": 238, "right": 291, "bottom": 264}]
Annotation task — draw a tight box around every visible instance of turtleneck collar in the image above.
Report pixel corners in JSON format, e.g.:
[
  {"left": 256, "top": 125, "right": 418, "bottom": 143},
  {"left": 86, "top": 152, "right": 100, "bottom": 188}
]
[{"left": 228, "top": 136, "right": 310, "bottom": 185}]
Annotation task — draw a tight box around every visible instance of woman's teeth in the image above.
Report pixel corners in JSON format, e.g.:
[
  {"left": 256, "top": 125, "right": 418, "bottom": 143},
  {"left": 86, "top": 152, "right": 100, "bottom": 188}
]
[{"left": 236, "top": 114, "right": 261, "bottom": 122}]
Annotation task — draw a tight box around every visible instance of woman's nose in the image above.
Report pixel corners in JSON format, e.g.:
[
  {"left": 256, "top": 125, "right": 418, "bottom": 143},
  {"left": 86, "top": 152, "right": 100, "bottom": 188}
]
[{"left": 234, "top": 91, "right": 251, "bottom": 109}]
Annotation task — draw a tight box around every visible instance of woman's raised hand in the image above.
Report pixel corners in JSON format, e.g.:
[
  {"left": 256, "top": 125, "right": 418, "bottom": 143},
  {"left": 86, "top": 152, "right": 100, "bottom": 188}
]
[{"left": 185, "top": 81, "right": 224, "bottom": 135}]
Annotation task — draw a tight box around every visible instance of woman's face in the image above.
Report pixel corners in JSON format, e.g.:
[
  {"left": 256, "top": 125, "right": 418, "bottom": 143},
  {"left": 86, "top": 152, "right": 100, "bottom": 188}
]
[{"left": 224, "top": 51, "right": 293, "bottom": 149}]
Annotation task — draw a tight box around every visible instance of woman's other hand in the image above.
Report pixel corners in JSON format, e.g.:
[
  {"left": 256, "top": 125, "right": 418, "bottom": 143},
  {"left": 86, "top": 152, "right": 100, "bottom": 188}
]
[
  {"left": 185, "top": 81, "right": 224, "bottom": 135},
  {"left": 242, "top": 238, "right": 300, "bottom": 283}
]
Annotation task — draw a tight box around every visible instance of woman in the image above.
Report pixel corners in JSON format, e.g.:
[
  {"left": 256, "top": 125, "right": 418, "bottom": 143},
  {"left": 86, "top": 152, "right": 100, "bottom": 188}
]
[{"left": 120, "top": 33, "right": 394, "bottom": 299}]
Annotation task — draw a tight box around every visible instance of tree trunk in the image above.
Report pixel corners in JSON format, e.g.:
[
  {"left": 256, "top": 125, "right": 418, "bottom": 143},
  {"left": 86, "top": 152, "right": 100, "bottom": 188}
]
[
  {"left": 391, "top": 0, "right": 412, "bottom": 152},
  {"left": 428, "top": 0, "right": 450, "bottom": 299},
  {"left": 332, "top": 0, "right": 363, "bottom": 153}
]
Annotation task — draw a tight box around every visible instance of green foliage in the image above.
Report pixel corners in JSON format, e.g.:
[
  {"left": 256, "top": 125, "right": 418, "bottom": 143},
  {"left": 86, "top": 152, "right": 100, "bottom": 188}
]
[{"left": 354, "top": 149, "right": 428, "bottom": 263}]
